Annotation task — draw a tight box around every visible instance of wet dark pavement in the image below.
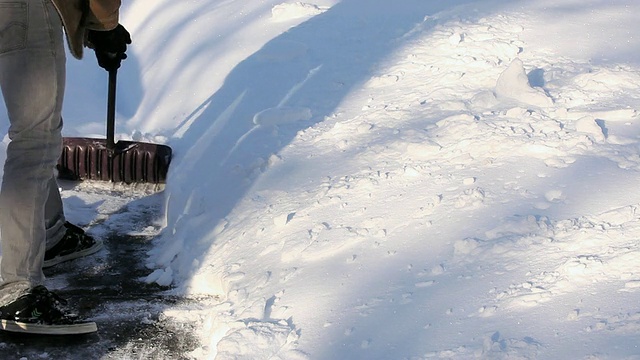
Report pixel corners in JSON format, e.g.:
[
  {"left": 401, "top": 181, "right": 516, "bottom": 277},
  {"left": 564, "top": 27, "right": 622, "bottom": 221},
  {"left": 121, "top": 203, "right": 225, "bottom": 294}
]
[{"left": 0, "top": 187, "right": 203, "bottom": 359}]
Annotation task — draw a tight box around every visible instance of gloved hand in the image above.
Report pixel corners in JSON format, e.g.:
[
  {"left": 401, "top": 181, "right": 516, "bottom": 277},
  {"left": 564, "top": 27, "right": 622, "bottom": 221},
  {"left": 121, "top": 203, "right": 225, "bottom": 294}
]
[{"left": 87, "top": 24, "right": 132, "bottom": 71}]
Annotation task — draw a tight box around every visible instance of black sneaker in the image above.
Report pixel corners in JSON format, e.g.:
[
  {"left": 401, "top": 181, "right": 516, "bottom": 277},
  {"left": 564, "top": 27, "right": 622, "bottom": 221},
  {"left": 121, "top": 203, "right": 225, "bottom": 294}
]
[
  {"left": 0, "top": 285, "right": 97, "bottom": 335},
  {"left": 43, "top": 222, "right": 103, "bottom": 268}
]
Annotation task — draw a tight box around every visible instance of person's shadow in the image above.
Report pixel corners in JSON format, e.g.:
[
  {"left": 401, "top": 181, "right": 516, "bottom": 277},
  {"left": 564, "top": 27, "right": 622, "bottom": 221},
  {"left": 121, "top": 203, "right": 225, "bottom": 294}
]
[{"left": 159, "top": 0, "right": 494, "bottom": 282}]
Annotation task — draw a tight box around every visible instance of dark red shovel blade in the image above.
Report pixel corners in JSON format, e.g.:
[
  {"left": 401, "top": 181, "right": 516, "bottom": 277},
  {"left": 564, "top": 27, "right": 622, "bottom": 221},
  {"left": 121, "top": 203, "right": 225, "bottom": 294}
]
[{"left": 57, "top": 137, "right": 172, "bottom": 184}]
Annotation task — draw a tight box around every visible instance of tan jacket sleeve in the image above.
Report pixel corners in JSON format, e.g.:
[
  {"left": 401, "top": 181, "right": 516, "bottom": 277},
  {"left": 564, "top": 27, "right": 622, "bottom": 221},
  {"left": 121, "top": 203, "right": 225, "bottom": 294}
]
[
  {"left": 51, "top": 0, "right": 122, "bottom": 59},
  {"left": 84, "top": 0, "right": 121, "bottom": 31}
]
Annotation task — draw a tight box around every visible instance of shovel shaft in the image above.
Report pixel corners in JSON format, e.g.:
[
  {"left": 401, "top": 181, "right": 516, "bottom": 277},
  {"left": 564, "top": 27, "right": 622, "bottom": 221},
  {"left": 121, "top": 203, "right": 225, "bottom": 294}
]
[
  {"left": 106, "top": 69, "right": 117, "bottom": 149},
  {"left": 57, "top": 67, "right": 173, "bottom": 184}
]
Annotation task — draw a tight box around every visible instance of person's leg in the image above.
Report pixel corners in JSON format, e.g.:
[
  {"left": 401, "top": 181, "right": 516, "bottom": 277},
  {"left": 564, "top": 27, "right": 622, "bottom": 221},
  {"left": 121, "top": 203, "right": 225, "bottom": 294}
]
[
  {"left": 0, "top": 0, "right": 65, "bottom": 292},
  {"left": 43, "top": 172, "right": 104, "bottom": 269},
  {"left": 45, "top": 176, "right": 66, "bottom": 249}
]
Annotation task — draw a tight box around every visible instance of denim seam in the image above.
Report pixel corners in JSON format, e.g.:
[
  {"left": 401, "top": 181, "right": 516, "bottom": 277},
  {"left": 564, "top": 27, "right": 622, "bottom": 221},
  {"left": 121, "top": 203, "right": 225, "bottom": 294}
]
[{"left": 41, "top": 0, "right": 56, "bottom": 57}]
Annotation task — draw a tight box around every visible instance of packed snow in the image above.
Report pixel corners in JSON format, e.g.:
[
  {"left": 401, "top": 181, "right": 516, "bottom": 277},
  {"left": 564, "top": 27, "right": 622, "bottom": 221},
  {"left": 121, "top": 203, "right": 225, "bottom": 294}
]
[{"left": 2, "top": 0, "right": 640, "bottom": 358}]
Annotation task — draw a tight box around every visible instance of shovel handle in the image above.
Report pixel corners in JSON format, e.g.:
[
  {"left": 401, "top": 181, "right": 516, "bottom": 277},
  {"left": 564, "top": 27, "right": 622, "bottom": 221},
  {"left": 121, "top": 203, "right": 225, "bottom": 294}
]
[{"left": 106, "top": 69, "right": 117, "bottom": 149}]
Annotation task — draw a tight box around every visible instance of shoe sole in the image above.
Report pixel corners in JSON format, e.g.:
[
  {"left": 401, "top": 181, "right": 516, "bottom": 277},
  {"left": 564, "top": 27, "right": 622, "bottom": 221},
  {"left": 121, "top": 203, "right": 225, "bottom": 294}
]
[
  {"left": 0, "top": 319, "right": 97, "bottom": 335},
  {"left": 42, "top": 239, "right": 104, "bottom": 268}
]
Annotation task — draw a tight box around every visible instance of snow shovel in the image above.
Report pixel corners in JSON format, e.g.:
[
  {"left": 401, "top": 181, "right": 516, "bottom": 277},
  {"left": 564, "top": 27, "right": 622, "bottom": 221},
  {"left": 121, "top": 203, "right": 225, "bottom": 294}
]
[{"left": 57, "top": 69, "right": 172, "bottom": 184}]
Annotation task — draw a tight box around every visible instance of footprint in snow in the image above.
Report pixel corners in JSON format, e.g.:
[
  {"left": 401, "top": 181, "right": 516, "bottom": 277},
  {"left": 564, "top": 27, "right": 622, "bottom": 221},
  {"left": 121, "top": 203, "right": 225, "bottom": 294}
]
[
  {"left": 585, "top": 312, "right": 640, "bottom": 334},
  {"left": 354, "top": 298, "right": 384, "bottom": 317},
  {"left": 279, "top": 267, "right": 299, "bottom": 284},
  {"left": 454, "top": 188, "right": 486, "bottom": 209},
  {"left": 400, "top": 292, "right": 413, "bottom": 304},
  {"left": 361, "top": 339, "right": 372, "bottom": 349},
  {"left": 482, "top": 332, "right": 542, "bottom": 358},
  {"left": 478, "top": 305, "right": 498, "bottom": 317}
]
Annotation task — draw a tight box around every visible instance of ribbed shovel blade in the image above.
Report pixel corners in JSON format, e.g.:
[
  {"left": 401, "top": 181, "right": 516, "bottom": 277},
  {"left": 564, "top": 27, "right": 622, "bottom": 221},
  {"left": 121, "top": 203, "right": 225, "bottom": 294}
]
[{"left": 57, "top": 138, "right": 172, "bottom": 184}]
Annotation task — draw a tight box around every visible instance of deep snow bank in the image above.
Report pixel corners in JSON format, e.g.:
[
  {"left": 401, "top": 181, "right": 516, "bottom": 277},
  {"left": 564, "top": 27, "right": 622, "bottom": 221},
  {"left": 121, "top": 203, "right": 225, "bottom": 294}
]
[{"left": 137, "top": 0, "right": 640, "bottom": 358}]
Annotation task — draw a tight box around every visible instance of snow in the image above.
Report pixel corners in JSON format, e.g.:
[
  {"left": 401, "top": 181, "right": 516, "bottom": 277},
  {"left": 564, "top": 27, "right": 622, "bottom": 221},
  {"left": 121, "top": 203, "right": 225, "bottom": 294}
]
[{"left": 3, "top": 0, "right": 640, "bottom": 358}]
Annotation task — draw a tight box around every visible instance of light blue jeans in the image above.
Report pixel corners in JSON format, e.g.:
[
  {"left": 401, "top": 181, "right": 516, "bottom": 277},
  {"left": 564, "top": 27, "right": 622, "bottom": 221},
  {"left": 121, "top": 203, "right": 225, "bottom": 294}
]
[{"left": 0, "top": 0, "right": 67, "bottom": 300}]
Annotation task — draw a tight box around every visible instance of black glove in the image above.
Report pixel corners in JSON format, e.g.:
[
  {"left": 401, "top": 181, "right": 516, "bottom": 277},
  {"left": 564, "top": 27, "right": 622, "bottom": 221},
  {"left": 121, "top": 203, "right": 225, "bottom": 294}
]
[{"left": 87, "top": 24, "right": 132, "bottom": 71}]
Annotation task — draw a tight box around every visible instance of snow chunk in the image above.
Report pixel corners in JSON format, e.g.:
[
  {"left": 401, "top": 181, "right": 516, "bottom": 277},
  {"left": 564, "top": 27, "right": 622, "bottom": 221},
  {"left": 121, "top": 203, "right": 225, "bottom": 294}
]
[
  {"left": 495, "top": 58, "right": 553, "bottom": 108},
  {"left": 544, "top": 189, "right": 563, "bottom": 202},
  {"left": 575, "top": 116, "right": 605, "bottom": 142},
  {"left": 272, "top": 2, "right": 328, "bottom": 22},
  {"left": 145, "top": 267, "right": 174, "bottom": 287},
  {"left": 274, "top": 212, "right": 296, "bottom": 227},
  {"left": 448, "top": 33, "right": 463, "bottom": 46}
]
